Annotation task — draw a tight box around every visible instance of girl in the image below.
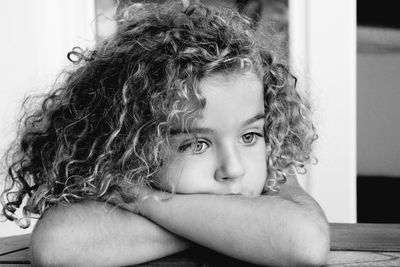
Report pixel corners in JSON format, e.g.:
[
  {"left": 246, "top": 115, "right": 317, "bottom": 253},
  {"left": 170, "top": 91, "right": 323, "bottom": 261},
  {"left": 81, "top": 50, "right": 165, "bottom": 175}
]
[{"left": 1, "top": 1, "right": 329, "bottom": 266}]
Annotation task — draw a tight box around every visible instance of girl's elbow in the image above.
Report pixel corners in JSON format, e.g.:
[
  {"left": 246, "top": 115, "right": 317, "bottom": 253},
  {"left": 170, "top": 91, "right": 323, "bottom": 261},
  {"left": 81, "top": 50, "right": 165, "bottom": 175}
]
[
  {"left": 30, "top": 211, "right": 78, "bottom": 267},
  {"left": 30, "top": 227, "right": 88, "bottom": 267},
  {"left": 30, "top": 245, "right": 54, "bottom": 267},
  {"left": 290, "top": 219, "right": 330, "bottom": 266},
  {"left": 30, "top": 227, "right": 60, "bottom": 267},
  {"left": 295, "top": 238, "right": 330, "bottom": 267}
]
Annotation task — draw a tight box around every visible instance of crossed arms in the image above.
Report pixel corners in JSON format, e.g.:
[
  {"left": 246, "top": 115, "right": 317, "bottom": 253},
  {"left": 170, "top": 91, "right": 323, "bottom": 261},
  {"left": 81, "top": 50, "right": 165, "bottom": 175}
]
[{"left": 30, "top": 173, "right": 330, "bottom": 267}]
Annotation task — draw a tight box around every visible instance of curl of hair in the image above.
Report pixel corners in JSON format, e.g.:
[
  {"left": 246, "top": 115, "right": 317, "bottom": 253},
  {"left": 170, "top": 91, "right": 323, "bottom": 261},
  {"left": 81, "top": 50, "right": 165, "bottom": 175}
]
[{"left": 1, "top": 1, "right": 316, "bottom": 227}]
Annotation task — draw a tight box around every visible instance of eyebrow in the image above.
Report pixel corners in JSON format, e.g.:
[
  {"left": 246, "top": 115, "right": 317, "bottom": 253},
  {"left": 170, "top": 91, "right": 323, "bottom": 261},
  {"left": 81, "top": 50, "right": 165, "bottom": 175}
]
[
  {"left": 170, "top": 127, "right": 214, "bottom": 136},
  {"left": 241, "top": 112, "right": 266, "bottom": 127},
  {"left": 170, "top": 113, "right": 266, "bottom": 136}
]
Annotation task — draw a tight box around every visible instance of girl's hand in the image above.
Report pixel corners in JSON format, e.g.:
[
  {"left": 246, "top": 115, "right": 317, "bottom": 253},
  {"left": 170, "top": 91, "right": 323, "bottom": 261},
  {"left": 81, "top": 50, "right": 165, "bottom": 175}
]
[{"left": 111, "top": 186, "right": 172, "bottom": 214}]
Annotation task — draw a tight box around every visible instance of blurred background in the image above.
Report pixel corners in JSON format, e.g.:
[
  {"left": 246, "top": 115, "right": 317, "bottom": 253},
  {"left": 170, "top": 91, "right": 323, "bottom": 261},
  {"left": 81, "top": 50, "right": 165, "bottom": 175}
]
[
  {"left": 356, "top": 0, "right": 400, "bottom": 223},
  {"left": 0, "top": 0, "right": 398, "bottom": 238}
]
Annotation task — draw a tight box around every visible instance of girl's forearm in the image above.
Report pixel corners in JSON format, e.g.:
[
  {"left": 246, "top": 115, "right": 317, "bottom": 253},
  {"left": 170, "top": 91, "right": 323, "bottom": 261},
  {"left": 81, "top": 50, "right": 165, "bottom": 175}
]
[
  {"left": 138, "top": 186, "right": 330, "bottom": 267},
  {"left": 30, "top": 201, "right": 190, "bottom": 267}
]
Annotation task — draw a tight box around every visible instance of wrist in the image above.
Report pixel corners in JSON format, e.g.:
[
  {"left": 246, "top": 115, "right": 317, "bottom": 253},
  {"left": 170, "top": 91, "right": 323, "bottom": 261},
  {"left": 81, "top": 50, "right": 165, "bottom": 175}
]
[
  {"left": 136, "top": 195, "right": 154, "bottom": 217},
  {"left": 137, "top": 191, "right": 172, "bottom": 218}
]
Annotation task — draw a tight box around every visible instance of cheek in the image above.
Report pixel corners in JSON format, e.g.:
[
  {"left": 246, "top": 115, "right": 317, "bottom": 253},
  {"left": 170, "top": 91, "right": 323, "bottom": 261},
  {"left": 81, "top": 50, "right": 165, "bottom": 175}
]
[
  {"left": 159, "top": 154, "right": 215, "bottom": 193},
  {"left": 243, "top": 144, "right": 267, "bottom": 194}
]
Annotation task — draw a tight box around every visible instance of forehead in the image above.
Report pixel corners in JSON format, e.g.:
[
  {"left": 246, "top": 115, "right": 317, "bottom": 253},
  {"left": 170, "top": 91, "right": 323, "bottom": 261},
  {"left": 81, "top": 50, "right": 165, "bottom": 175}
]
[{"left": 195, "top": 71, "right": 264, "bottom": 128}]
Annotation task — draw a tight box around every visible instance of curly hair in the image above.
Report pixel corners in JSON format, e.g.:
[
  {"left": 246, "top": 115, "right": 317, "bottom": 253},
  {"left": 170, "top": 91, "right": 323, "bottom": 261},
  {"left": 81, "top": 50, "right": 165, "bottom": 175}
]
[{"left": 1, "top": 1, "right": 316, "bottom": 227}]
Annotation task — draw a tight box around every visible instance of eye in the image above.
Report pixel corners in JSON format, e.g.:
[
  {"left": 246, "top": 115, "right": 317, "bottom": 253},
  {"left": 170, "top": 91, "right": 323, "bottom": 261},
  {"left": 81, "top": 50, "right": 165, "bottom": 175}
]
[
  {"left": 241, "top": 132, "right": 262, "bottom": 145},
  {"left": 178, "top": 139, "right": 209, "bottom": 154},
  {"left": 191, "top": 141, "right": 208, "bottom": 153}
]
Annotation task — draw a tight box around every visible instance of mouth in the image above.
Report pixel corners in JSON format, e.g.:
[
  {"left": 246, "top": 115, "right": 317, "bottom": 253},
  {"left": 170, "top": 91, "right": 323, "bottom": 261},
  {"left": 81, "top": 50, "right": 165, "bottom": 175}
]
[{"left": 228, "top": 188, "right": 241, "bottom": 195}]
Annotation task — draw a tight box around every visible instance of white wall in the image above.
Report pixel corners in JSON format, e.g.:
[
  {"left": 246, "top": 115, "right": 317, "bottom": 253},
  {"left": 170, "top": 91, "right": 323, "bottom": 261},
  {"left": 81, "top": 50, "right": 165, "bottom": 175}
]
[
  {"left": 289, "top": 0, "right": 357, "bottom": 223},
  {"left": 0, "top": 0, "right": 95, "bottom": 237}
]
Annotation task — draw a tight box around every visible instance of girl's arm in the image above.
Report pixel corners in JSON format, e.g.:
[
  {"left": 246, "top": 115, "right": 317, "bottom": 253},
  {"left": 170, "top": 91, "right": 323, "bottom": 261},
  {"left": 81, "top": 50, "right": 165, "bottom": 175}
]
[
  {"left": 134, "top": 172, "right": 330, "bottom": 267},
  {"left": 30, "top": 201, "right": 190, "bottom": 267}
]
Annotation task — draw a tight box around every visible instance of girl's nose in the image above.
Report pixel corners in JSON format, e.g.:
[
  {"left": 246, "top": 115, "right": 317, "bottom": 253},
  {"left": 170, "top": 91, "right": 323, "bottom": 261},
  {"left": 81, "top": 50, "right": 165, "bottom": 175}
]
[{"left": 214, "top": 146, "right": 246, "bottom": 182}]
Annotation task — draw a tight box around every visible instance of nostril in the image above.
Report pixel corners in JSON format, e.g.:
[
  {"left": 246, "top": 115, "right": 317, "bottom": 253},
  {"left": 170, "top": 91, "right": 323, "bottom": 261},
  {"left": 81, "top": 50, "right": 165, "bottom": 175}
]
[
  {"left": 214, "top": 175, "right": 229, "bottom": 182},
  {"left": 214, "top": 164, "right": 245, "bottom": 181},
  {"left": 214, "top": 148, "right": 246, "bottom": 181}
]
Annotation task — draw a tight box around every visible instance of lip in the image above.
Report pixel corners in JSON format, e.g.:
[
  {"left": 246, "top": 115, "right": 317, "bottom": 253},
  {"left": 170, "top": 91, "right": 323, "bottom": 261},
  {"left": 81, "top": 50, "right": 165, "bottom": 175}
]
[{"left": 228, "top": 188, "right": 242, "bottom": 195}]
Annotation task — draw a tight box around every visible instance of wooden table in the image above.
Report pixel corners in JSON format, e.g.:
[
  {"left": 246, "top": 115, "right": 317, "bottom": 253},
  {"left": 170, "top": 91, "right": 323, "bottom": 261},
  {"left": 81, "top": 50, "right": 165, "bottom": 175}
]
[{"left": 1, "top": 223, "right": 399, "bottom": 266}]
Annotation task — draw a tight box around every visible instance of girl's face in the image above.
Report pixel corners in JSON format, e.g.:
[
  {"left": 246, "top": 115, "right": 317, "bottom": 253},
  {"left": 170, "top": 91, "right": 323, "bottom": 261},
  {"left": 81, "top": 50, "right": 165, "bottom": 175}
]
[{"left": 159, "top": 71, "right": 267, "bottom": 196}]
